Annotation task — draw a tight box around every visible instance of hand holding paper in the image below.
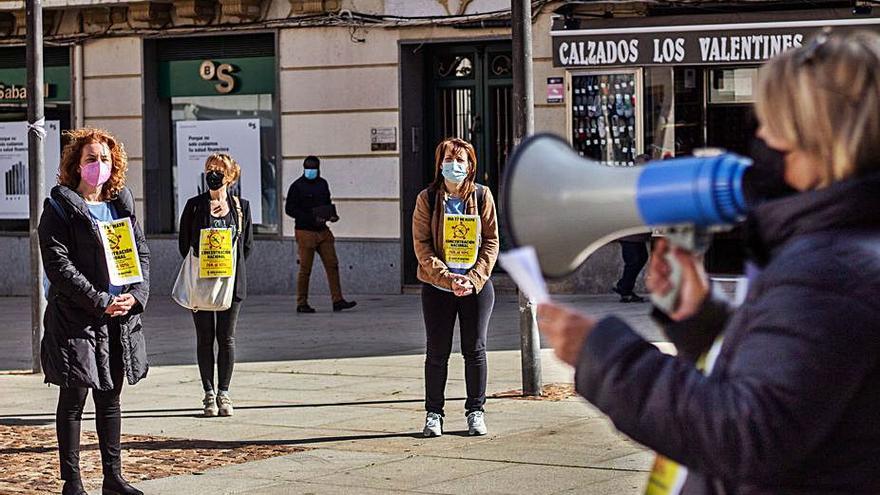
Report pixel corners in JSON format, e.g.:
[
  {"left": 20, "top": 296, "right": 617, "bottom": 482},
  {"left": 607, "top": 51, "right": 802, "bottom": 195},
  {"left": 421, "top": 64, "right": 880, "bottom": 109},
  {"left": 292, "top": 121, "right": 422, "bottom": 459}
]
[{"left": 498, "top": 246, "right": 550, "bottom": 304}]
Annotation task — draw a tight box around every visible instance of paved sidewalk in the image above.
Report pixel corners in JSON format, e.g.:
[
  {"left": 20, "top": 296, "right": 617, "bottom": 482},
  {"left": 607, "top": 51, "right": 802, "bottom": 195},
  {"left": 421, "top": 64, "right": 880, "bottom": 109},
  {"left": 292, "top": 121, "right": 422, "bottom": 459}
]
[
  {"left": 0, "top": 293, "right": 662, "bottom": 372},
  {"left": 0, "top": 293, "right": 664, "bottom": 494},
  {"left": 0, "top": 352, "right": 655, "bottom": 495}
]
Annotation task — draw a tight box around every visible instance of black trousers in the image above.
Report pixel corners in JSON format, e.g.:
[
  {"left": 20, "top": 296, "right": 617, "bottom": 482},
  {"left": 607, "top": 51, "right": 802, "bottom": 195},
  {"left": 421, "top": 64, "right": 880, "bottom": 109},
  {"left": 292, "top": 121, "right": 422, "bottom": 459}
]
[
  {"left": 616, "top": 241, "right": 649, "bottom": 294},
  {"left": 192, "top": 301, "right": 241, "bottom": 392},
  {"left": 56, "top": 321, "right": 124, "bottom": 481},
  {"left": 421, "top": 280, "right": 495, "bottom": 417}
]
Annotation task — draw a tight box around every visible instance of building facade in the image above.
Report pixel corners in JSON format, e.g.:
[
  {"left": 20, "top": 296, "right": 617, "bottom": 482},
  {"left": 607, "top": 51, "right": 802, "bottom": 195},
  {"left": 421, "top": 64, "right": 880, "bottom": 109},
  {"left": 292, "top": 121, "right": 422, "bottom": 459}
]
[{"left": 0, "top": 0, "right": 875, "bottom": 296}]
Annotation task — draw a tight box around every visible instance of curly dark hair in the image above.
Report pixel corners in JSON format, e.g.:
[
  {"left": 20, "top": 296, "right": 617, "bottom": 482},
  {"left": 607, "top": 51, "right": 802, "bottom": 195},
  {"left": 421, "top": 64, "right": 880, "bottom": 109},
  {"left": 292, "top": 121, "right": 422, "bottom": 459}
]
[{"left": 58, "top": 128, "right": 128, "bottom": 201}]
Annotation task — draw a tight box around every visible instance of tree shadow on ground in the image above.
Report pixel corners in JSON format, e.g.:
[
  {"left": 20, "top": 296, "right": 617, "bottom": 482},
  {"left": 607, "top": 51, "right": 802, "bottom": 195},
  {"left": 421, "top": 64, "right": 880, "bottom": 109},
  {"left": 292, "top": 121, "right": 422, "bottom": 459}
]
[
  {"left": 0, "top": 396, "right": 456, "bottom": 420},
  {"left": 0, "top": 431, "right": 428, "bottom": 456}
]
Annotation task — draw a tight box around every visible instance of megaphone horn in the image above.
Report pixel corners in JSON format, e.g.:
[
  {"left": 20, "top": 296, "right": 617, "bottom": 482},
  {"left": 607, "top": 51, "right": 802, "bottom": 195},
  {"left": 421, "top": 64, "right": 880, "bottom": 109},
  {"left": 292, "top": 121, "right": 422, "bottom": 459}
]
[{"left": 501, "top": 133, "right": 751, "bottom": 278}]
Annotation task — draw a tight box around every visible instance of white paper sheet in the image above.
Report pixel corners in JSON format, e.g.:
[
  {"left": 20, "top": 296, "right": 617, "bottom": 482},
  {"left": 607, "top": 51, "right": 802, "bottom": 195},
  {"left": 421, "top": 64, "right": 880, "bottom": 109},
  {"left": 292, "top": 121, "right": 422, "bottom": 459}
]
[{"left": 498, "top": 246, "right": 550, "bottom": 304}]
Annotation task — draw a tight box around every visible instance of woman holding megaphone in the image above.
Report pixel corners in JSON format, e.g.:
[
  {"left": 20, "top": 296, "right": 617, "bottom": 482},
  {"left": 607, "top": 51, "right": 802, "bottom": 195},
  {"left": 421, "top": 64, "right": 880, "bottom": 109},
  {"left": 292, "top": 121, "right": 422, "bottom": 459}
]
[
  {"left": 413, "top": 138, "right": 499, "bottom": 437},
  {"left": 537, "top": 31, "right": 880, "bottom": 493}
]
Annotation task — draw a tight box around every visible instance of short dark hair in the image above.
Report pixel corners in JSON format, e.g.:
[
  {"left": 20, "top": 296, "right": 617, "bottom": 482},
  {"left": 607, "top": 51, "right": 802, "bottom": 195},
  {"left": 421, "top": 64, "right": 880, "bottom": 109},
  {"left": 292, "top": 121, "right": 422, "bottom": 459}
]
[{"left": 304, "top": 155, "right": 320, "bottom": 168}]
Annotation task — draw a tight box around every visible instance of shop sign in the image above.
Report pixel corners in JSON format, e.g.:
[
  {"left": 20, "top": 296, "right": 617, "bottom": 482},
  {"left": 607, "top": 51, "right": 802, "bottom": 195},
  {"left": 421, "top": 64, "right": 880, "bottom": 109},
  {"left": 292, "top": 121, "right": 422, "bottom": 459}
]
[
  {"left": 552, "top": 19, "right": 880, "bottom": 68},
  {"left": 0, "top": 66, "right": 71, "bottom": 102},
  {"left": 159, "top": 56, "right": 275, "bottom": 98},
  {"left": 198, "top": 60, "right": 236, "bottom": 94}
]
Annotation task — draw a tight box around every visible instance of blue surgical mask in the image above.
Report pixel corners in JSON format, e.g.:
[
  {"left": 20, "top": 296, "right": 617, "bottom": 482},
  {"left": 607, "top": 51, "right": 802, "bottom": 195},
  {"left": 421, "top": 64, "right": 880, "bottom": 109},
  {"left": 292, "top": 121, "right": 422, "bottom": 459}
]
[
  {"left": 441, "top": 160, "right": 469, "bottom": 183},
  {"left": 304, "top": 169, "right": 318, "bottom": 180}
]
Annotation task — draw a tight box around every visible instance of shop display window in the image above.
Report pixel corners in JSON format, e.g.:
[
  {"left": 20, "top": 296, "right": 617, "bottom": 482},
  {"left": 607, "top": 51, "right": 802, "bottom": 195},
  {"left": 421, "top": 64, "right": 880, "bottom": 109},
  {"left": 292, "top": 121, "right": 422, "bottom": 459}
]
[
  {"left": 568, "top": 70, "right": 642, "bottom": 167},
  {"left": 170, "top": 94, "right": 277, "bottom": 234}
]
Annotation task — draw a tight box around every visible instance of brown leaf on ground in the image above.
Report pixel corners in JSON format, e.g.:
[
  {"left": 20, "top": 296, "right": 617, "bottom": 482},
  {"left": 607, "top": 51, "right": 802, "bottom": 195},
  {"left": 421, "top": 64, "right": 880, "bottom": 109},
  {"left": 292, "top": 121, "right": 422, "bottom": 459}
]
[
  {"left": 490, "top": 383, "right": 576, "bottom": 401},
  {"left": 0, "top": 424, "right": 307, "bottom": 494}
]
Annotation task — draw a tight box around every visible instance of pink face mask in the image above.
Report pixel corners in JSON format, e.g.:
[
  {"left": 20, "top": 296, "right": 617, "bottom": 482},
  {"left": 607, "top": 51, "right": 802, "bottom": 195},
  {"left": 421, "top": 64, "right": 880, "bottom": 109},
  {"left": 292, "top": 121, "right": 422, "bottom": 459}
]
[{"left": 81, "top": 160, "right": 112, "bottom": 188}]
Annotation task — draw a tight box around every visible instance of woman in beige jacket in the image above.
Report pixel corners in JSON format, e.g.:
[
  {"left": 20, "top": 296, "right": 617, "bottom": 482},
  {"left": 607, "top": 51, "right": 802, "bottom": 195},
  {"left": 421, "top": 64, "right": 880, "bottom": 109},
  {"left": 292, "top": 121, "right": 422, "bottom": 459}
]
[{"left": 412, "top": 137, "right": 499, "bottom": 437}]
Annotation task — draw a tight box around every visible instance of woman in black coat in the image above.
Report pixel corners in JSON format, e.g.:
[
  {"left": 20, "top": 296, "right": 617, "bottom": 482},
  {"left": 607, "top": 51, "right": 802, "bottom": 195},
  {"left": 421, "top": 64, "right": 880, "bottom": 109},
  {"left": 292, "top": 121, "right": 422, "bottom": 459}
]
[
  {"left": 537, "top": 32, "right": 880, "bottom": 494},
  {"left": 178, "top": 153, "right": 253, "bottom": 418},
  {"left": 39, "top": 128, "right": 150, "bottom": 495}
]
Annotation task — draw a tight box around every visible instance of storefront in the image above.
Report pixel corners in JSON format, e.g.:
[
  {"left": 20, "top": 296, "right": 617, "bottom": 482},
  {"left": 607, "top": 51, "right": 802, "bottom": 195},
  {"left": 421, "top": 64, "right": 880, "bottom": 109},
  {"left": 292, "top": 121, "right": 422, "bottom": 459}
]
[
  {"left": 550, "top": 8, "right": 880, "bottom": 273},
  {"left": 0, "top": 46, "right": 71, "bottom": 232},
  {"left": 143, "top": 33, "right": 279, "bottom": 235}
]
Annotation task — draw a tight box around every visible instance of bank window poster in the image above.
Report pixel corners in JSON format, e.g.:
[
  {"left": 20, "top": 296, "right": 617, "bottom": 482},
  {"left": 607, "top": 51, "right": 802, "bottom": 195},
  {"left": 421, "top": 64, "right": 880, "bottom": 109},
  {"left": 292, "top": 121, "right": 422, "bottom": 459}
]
[
  {"left": 174, "top": 119, "right": 262, "bottom": 226},
  {"left": 0, "top": 121, "right": 61, "bottom": 219}
]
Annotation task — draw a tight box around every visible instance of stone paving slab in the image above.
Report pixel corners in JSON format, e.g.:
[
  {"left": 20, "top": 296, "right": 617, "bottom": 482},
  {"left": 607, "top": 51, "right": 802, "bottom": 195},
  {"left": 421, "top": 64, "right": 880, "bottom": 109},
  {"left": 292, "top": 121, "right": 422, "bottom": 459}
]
[{"left": 0, "top": 291, "right": 667, "bottom": 494}]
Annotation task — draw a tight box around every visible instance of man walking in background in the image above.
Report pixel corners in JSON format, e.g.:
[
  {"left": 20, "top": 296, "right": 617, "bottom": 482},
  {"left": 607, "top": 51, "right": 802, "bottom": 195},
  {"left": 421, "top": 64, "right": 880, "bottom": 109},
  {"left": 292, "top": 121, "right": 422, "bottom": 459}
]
[
  {"left": 612, "top": 153, "right": 652, "bottom": 303},
  {"left": 285, "top": 156, "right": 357, "bottom": 313}
]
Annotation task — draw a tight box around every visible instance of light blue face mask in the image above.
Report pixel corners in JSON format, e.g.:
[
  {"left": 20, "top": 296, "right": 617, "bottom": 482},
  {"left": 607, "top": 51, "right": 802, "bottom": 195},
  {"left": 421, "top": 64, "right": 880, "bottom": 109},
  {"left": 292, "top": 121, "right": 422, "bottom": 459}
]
[
  {"left": 441, "top": 160, "right": 469, "bottom": 183},
  {"left": 304, "top": 168, "right": 318, "bottom": 180}
]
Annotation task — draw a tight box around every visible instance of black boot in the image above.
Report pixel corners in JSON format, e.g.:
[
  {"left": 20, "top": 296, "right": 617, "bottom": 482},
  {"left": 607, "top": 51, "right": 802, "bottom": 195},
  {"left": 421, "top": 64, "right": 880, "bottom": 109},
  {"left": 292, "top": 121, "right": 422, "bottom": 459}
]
[
  {"left": 102, "top": 473, "right": 143, "bottom": 495},
  {"left": 62, "top": 479, "right": 87, "bottom": 495}
]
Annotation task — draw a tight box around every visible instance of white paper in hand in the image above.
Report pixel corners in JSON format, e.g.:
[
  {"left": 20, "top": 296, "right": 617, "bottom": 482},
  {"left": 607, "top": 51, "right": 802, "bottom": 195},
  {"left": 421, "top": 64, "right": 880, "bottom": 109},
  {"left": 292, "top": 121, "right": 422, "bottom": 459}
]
[{"left": 498, "top": 246, "right": 550, "bottom": 304}]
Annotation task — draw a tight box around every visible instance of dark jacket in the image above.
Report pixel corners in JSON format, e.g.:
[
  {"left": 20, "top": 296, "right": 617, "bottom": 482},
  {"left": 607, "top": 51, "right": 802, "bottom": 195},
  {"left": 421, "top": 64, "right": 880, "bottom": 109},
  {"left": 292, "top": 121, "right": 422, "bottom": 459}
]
[
  {"left": 575, "top": 173, "right": 880, "bottom": 494},
  {"left": 178, "top": 192, "right": 254, "bottom": 301},
  {"left": 285, "top": 174, "right": 331, "bottom": 232},
  {"left": 39, "top": 185, "right": 151, "bottom": 390}
]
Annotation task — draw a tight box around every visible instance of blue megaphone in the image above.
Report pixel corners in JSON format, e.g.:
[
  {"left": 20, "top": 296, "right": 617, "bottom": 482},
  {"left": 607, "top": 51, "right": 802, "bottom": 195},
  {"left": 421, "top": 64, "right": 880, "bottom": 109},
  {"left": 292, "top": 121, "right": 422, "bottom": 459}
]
[{"left": 501, "top": 133, "right": 751, "bottom": 279}]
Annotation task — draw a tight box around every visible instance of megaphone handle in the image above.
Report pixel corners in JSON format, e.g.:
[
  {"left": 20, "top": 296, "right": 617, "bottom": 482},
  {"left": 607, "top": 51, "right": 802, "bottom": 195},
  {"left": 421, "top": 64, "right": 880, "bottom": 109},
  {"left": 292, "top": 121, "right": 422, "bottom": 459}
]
[
  {"left": 650, "top": 251, "right": 683, "bottom": 315},
  {"left": 649, "top": 226, "right": 711, "bottom": 315}
]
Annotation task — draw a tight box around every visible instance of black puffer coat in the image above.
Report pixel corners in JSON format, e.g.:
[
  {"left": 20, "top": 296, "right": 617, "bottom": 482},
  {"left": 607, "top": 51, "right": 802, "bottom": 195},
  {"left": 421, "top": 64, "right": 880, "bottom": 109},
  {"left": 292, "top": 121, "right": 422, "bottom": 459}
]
[
  {"left": 576, "top": 173, "right": 880, "bottom": 494},
  {"left": 39, "top": 185, "right": 150, "bottom": 390}
]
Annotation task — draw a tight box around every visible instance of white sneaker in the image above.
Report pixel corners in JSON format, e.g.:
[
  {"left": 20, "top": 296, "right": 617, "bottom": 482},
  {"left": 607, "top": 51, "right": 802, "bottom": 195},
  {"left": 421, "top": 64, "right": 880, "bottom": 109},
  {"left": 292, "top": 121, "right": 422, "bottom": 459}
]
[
  {"left": 467, "top": 411, "right": 487, "bottom": 436},
  {"left": 203, "top": 392, "right": 218, "bottom": 417},
  {"left": 217, "top": 392, "right": 234, "bottom": 417},
  {"left": 423, "top": 412, "right": 443, "bottom": 437}
]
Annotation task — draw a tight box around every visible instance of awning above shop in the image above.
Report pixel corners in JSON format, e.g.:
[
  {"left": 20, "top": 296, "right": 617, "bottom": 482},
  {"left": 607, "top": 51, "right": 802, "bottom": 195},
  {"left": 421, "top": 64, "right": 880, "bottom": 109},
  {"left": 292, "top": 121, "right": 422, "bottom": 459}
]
[{"left": 551, "top": 8, "right": 880, "bottom": 68}]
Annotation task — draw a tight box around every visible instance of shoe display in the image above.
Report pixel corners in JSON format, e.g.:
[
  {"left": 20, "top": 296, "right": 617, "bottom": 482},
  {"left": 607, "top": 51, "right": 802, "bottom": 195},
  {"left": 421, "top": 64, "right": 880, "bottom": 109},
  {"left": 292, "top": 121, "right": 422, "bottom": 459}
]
[
  {"left": 203, "top": 391, "right": 218, "bottom": 417},
  {"left": 102, "top": 473, "right": 143, "bottom": 495},
  {"left": 570, "top": 73, "right": 638, "bottom": 167},
  {"left": 423, "top": 412, "right": 443, "bottom": 437},
  {"left": 217, "top": 392, "right": 234, "bottom": 417},
  {"left": 333, "top": 300, "right": 357, "bottom": 312},
  {"left": 467, "top": 411, "right": 488, "bottom": 436},
  {"left": 296, "top": 304, "right": 316, "bottom": 314}
]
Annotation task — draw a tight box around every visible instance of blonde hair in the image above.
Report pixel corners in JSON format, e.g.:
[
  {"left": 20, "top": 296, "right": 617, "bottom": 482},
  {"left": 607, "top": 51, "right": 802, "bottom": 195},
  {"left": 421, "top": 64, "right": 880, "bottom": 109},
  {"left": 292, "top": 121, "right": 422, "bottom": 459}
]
[
  {"left": 755, "top": 31, "right": 880, "bottom": 187},
  {"left": 204, "top": 153, "right": 241, "bottom": 185}
]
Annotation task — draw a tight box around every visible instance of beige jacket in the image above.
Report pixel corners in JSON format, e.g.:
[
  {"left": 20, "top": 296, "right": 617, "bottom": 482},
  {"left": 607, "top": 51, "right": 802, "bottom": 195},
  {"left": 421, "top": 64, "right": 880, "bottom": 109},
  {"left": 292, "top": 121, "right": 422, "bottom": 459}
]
[{"left": 412, "top": 185, "right": 499, "bottom": 292}]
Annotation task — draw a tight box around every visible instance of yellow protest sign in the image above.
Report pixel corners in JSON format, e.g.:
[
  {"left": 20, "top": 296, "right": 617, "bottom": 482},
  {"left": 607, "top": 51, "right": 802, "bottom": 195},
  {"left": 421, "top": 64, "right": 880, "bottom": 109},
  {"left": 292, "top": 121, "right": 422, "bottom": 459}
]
[
  {"left": 199, "top": 228, "right": 235, "bottom": 278},
  {"left": 97, "top": 217, "right": 144, "bottom": 286},
  {"left": 645, "top": 455, "right": 687, "bottom": 495},
  {"left": 644, "top": 336, "right": 726, "bottom": 495},
  {"left": 443, "top": 214, "right": 480, "bottom": 270}
]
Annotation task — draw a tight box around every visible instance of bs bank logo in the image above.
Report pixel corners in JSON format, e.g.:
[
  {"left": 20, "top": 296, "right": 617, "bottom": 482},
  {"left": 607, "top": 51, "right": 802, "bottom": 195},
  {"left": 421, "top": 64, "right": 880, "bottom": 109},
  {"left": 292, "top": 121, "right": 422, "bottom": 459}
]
[{"left": 198, "top": 60, "right": 237, "bottom": 94}]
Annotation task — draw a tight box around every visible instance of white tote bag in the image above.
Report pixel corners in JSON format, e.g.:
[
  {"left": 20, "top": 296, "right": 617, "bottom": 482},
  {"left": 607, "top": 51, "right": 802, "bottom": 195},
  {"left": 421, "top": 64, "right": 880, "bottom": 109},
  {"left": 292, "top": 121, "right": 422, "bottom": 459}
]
[
  {"left": 172, "top": 197, "right": 243, "bottom": 312},
  {"left": 171, "top": 243, "right": 237, "bottom": 312}
]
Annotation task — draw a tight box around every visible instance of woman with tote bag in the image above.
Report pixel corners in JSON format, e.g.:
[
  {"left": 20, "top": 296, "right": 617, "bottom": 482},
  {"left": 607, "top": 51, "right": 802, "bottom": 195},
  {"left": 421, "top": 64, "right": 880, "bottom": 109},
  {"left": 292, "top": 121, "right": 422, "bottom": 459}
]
[{"left": 176, "top": 153, "right": 253, "bottom": 417}]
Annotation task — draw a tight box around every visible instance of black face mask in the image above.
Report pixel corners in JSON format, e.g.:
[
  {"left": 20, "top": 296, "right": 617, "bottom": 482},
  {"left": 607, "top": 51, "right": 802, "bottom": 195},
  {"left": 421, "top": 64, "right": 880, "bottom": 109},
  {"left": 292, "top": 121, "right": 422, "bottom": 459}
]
[
  {"left": 206, "top": 170, "right": 225, "bottom": 191},
  {"left": 743, "top": 137, "right": 798, "bottom": 204}
]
